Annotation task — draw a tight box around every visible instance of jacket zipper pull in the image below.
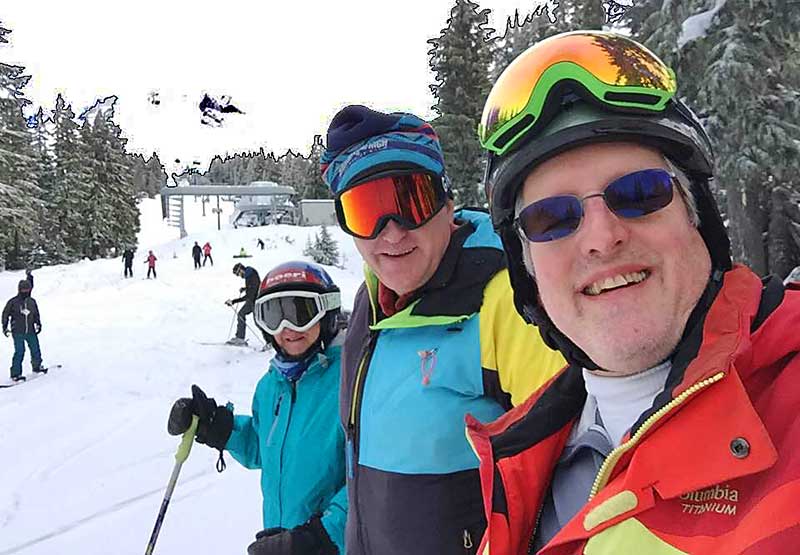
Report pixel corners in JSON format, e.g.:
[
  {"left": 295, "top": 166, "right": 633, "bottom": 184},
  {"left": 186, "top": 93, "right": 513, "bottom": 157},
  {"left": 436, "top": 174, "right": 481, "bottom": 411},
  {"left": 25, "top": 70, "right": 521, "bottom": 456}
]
[{"left": 274, "top": 394, "right": 283, "bottom": 416}]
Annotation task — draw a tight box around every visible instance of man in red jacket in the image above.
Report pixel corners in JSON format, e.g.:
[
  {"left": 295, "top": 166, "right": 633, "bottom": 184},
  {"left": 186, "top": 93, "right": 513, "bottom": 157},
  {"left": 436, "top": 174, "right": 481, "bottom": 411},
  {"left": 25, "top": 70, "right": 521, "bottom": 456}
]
[{"left": 472, "top": 30, "right": 800, "bottom": 554}]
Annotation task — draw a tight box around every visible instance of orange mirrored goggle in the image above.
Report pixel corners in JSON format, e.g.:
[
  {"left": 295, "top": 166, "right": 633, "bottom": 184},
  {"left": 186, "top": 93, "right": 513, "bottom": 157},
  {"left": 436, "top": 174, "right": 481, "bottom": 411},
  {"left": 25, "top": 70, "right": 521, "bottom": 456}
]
[
  {"left": 479, "top": 31, "right": 677, "bottom": 155},
  {"left": 335, "top": 172, "right": 446, "bottom": 239}
]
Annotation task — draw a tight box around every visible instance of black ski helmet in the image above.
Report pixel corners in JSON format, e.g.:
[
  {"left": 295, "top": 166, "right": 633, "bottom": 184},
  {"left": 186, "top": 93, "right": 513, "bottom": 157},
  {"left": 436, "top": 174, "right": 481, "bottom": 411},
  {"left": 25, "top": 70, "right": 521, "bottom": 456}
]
[
  {"left": 482, "top": 31, "right": 732, "bottom": 369},
  {"left": 18, "top": 279, "right": 32, "bottom": 293},
  {"left": 255, "top": 260, "right": 341, "bottom": 358}
]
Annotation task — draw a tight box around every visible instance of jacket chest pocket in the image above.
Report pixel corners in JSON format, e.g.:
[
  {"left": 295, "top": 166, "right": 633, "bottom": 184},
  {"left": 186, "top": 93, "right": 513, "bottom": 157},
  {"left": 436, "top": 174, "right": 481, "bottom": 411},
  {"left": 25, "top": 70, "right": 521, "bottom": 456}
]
[{"left": 387, "top": 321, "right": 483, "bottom": 397}]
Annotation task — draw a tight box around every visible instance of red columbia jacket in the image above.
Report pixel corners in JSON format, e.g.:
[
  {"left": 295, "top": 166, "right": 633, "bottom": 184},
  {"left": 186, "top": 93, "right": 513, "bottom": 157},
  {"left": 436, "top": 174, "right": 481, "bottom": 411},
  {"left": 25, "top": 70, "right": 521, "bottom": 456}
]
[{"left": 467, "top": 266, "right": 800, "bottom": 555}]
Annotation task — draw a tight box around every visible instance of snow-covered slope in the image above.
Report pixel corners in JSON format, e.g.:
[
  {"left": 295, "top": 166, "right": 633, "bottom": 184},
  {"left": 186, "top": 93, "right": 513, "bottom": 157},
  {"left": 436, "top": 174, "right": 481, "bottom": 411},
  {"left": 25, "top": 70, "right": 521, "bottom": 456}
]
[{"left": 0, "top": 198, "right": 363, "bottom": 554}]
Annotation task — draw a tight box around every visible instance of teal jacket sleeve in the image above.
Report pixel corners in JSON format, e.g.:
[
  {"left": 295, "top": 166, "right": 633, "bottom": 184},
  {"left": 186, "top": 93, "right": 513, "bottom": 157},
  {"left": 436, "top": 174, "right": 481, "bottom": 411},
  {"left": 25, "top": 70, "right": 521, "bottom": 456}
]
[
  {"left": 224, "top": 390, "right": 262, "bottom": 469},
  {"left": 320, "top": 482, "right": 348, "bottom": 554}
]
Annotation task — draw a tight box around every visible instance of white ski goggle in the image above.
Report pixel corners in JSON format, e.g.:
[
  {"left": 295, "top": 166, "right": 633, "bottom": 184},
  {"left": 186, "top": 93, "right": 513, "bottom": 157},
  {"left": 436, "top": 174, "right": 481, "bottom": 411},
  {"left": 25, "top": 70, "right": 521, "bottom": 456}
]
[{"left": 254, "top": 290, "right": 341, "bottom": 335}]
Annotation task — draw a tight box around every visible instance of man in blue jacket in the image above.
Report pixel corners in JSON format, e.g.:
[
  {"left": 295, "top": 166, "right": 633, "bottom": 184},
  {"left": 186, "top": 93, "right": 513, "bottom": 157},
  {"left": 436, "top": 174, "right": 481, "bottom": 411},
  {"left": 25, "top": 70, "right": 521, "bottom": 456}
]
[
  {"left": 320, "top": 105, "right": 565, "bottom": 555},
  {"left": 2, "top": 278, "right": 45, "bottom": 382},
  {"left": 169, "top": 261, "right": 346, "bottom": 555}
]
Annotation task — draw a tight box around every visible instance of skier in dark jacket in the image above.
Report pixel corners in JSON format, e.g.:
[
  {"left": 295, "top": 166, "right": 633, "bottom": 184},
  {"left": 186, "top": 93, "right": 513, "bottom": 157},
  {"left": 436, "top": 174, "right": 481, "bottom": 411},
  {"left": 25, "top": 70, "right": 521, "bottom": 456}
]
[
  {"left": 192, "top": 242, "right": 202, "bottom": 269},
  {"left": 2, "top": 279, "right": 45, "bottom": 382},
  {"left": 122, "top": 248, "right": 134, "bottom": 278},
  {"left": 225, "top": 263, "right": 260, "bottom": 345}
]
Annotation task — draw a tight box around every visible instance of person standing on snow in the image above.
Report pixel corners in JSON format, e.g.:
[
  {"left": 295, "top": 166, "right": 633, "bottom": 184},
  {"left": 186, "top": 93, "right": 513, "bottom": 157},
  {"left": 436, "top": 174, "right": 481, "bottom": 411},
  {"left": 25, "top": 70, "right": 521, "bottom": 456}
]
[
  {"left": 320, "top": 104, "right": 565, "bottom": 555},
  {"left": 226, "top": 262, "right": 260, "bottom": 345},
  {"left": 2, "top": 279, "right": 45, "bottom": 382},
  {"left": 144, "top": 250, "right": 158, "bottom": 279},
  {"left": 192, "top": 241, "right": 202, "bottom": 270},
  {"left": 202, "top": 241, "right": 213, "bottom": 266},
  {"left": 167, "top": 261, "right": 347, "bottom": 555},
  {"left": 122, "top": 248, "right": 135, "bottom": 278}
]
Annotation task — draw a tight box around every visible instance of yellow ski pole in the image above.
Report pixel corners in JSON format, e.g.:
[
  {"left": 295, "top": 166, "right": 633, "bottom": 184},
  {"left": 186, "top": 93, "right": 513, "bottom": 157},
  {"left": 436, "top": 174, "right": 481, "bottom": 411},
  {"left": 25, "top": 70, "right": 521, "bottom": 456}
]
[{"left": 144, "top": 415, "right": 199, "bottom": 555}]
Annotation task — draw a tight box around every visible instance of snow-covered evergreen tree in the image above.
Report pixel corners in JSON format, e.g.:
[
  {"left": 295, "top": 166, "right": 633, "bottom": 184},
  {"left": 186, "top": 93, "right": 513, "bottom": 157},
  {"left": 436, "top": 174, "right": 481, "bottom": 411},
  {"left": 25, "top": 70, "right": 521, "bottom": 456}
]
[
  {"left": 0, "top": 23, "right": 42, "bottom": 269},
  {"left": 429, "top": 0, "right": 494, "bottom": 207},
  {"left": 48, "top": 94, "right": 91, "bottom": 260},
  {"left": 315, "top": 224, "right": 340, "bottom": 266},
  {"left": 628, "top": 0, "right": 800, "bottom": 276},
  {"left": 80, "top": 109, "right": 140, "bottom": 259},
  {"left": 303, "top": 225, "right": 339, "bottom": 266}
]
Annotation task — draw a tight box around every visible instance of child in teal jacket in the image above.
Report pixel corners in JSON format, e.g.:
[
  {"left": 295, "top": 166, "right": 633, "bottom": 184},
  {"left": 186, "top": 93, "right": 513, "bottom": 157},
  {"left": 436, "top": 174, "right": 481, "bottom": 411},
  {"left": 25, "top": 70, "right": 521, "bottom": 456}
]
[{"left": 169, "top": 261, "right": 347, "bottom": 555}]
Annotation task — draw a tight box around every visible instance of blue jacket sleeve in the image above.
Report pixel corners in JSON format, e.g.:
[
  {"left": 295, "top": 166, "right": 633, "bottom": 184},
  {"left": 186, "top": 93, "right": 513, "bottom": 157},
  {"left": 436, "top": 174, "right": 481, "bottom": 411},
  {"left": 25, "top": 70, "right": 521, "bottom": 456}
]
[
  {"left": 320, "top": 482, "right": 348, "bottom": 554},
  {"left": 224, "top": 389, "right": 263, "bottom": 469}
]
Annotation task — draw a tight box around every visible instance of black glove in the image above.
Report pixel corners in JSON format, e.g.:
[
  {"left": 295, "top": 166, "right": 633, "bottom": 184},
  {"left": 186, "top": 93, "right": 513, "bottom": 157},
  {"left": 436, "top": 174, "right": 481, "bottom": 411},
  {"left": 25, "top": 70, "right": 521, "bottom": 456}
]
[
  {"left": 167, "top": 385, "right": 233, "bottom": 451},
  {"left": 33, "top": 322, "right": 41, "bottom": 335},
  {"left": 247, "top": 517, "right": 337, "bottom": 555}
]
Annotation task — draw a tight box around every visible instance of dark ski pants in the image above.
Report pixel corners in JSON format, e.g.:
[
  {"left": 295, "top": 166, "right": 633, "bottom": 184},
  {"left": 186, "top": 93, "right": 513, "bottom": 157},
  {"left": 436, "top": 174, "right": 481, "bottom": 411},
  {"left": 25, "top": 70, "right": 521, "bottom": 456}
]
[
  {"left": 124, "top": 264, "right": 133, "bottom": 278},
  {"left": 11, "top": 333, "right": 42, "bottom": 378},
  {"left": 236, "top": 302, "right": 254, "bottom": 340},
  {"left": 203, "top": 254, "right": 213, "bottom": 266},
  {"left": 147, "top": 267, "right": 157, "bottom": 279},
  {"left": 193, "top": 257, "right": 201, "bottom": 269}
]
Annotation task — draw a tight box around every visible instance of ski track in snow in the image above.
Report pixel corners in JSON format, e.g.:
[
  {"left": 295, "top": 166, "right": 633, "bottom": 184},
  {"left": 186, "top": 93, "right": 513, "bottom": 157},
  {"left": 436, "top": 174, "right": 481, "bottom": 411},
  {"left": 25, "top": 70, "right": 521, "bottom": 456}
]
[{"left": 0, "top": 197, "right": 364, "bottom": 553}]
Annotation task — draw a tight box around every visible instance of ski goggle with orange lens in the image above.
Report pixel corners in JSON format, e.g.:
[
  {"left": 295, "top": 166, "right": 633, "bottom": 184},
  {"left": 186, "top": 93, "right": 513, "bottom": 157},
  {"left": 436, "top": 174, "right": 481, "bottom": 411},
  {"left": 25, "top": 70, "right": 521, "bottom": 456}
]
[
  {"left": 335, "top": 171, "right": 447, "bottom": 239},
  {"left": 479, "top": 31, "right": 677, "bottom": 156}
]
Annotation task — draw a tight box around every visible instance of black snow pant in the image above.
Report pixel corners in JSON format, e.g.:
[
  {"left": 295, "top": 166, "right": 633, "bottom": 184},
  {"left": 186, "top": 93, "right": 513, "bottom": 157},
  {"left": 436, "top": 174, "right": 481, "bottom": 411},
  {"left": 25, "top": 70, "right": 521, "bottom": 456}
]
[
  {"left": 147, "top": 266, "right": 157, "bottom": 279},
  {"left": 203, "top": 254, "right": 213, "bottom": 266},
  {"left": 236, "top": 301, "right": 254, "bottom": 340},
  {"left": 124, "top": 264, "right": 133, "bottom": 278},
  {"left": 193, "top": 256, "right": 201, "bottom": 269}
]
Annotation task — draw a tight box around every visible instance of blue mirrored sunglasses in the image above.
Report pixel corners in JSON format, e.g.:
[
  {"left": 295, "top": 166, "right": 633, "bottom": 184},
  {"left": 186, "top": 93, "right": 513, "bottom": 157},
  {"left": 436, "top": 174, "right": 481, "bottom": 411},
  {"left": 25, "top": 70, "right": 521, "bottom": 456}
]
[{"left": 515, "top": 168, "right": 675, "bottom": 243}]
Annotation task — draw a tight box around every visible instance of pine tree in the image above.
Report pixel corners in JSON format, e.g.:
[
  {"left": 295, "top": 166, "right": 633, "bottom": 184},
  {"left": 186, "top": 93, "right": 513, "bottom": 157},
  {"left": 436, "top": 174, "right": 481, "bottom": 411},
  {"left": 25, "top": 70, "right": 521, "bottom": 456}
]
[
  {"left": 315, "top": 224, "right": 340, "bottom": 266},
  {"left": 303, "top": 136, "right": 331, "bottom": 199},
  {"left": 429, "top": 0, "right": 494, "bottom": 207},
  {"left": 145, "top": 152, "right": 167, "bottom": 196},
  {"left": 81, "top": 111, "right": 140, "bottom": 259},
  {"left": 627, "top": 1, "right": 800, "bottom": 275},
  {"left": 302, "top": 234, "right": 322, "bottom": 263},
  {"left": 49, "top": 94, "right": 92, "bottom": 260},
  {"left": 0, "top": 23, "right": 42, "bottom": 269}
]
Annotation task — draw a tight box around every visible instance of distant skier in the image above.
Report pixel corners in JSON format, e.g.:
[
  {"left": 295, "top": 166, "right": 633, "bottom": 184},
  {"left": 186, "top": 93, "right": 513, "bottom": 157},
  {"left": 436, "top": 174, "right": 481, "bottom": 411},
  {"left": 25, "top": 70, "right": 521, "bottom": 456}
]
[
  {"left": 202, "top": 242, "right": 213, "bottom": 266},
  {"left": 2, "top": 279, "right": 45, "bottom": 382},
  {"left": 122, "top": 248, "right": 135, "bottom": 278},
  {"left": 225, "top": 263, "right": 260, "bottom": 345},
  {"left": 257, "top": 238, "right": 265, "bottom": 250},
  {"left": 192, "top": 242, "right": 202, "bottom": 270},
  {"left": 145, "top": 250, "right": 158, "bottom": 279},
  {"left": 25, "top": 268, "right": 34, "bottom": 290}
]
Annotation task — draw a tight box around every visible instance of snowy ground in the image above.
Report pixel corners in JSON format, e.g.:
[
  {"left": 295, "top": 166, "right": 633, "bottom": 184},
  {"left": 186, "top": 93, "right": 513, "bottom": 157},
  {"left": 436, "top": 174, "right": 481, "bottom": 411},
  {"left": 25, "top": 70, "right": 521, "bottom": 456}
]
[{"left": 0, "top": 197, "right": 363, "bottom": 554}]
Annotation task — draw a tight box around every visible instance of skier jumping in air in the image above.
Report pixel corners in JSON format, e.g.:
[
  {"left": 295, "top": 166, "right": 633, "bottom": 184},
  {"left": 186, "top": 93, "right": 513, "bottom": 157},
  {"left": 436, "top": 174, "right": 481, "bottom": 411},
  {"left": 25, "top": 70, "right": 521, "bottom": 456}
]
[
  {"left": 168, "top": 261, "right": 347, "bottom": 555},
  {"left": 2, "top": 279, "right": 45, "bottom": 382}
]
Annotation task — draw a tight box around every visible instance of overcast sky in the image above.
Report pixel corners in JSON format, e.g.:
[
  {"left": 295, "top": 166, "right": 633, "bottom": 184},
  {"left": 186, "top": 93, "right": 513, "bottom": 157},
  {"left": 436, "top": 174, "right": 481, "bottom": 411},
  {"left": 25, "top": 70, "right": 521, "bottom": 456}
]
[{"left": 2, "top": 1, "right": 564, "bottom": 171}]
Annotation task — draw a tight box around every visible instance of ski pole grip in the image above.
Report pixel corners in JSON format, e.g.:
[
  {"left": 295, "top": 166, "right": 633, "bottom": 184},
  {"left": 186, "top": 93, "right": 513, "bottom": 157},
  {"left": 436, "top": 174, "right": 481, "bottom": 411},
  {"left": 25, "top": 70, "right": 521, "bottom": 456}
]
[{"left": 175, "top": 415, "right": 199, "bottom": 464}]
